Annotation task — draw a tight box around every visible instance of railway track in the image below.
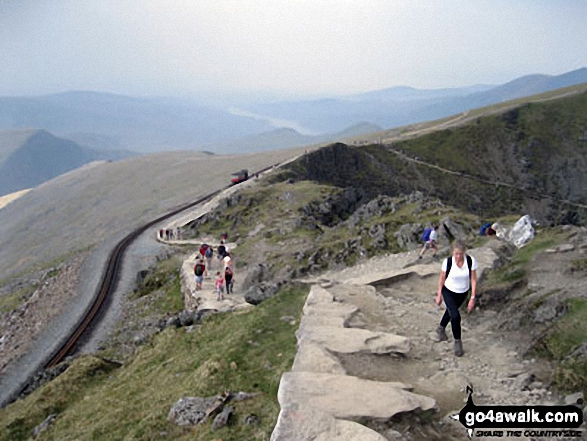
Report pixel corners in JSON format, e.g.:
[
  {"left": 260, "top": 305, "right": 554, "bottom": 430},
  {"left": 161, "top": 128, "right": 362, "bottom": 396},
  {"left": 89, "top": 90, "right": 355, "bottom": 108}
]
[{"left": 43, "top": 189, "right": 222, "bottom": 369}]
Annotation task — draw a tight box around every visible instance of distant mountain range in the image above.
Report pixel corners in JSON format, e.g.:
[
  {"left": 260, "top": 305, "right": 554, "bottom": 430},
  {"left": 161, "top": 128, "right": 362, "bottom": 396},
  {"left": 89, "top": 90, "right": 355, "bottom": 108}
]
[
  {"left": 0, "top": 93, "right": 274, "bottom": 153},
  {"left": 243, "top": 67, "right": 587, "bottom": 133},
  {"left": 0, "top": 68, "right": 585, "bottom": 158},
  {"left": 0, "top": 129, "right": 135, "bottom": 196}
]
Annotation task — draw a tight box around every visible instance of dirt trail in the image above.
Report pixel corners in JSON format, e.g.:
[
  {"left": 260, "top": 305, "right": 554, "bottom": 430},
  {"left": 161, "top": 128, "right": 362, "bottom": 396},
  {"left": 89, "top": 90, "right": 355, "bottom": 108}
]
[{"left": 325, "top": 257, "right": 566, "bottom": 440}]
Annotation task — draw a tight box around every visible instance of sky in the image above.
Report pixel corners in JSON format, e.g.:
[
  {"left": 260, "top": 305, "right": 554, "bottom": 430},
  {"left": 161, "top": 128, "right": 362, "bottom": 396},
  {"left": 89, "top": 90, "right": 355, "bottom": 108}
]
[{"left": 1, "top": 0, "right": 586, "bottom": 99}]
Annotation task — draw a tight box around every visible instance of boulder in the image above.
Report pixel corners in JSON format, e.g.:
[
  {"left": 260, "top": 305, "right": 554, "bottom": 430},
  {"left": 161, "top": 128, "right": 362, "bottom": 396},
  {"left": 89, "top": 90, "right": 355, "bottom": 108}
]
[
  {"left": 345, "top": 195, "right": 398, "bottom": 227},
  {"left": 243, "top": 263, "right": 270, "bottom": 290},
  {"left": 394, "top": 224, "right": 421, "bottom": 250},
  {"left": 291, "top": 342, "right": 346, "bottom": 375},
  {"left": 244, "top": 282, "right": 282, "bottom": 305},
  {"left": 243, "top": 414, "right": 261, "bottom": 425},
  {"left": 499, "top": 215, "right": 535, "bottom": 248},
  {"left": 168, "top": 396, "right": 223, "bottom": 426},
  {"left": 440, "top": 218, "right": 467, "bottom": 242},
  {"left": 32, "top": 414, "right": 56, "bottom": 438}
]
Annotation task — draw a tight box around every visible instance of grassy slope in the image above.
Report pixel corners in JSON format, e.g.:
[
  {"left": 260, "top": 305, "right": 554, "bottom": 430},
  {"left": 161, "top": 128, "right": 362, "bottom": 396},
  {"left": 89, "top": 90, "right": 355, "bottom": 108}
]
[
  {"left": 391, "top": 91, "right": 587, "bottom": 200},
  {"left": 0, "top": 281, "right": 308, "bottom": 440},
  {"left": 356, "top": 82, "right": 587, "bottom": 145},
  {"left": 480, "top": 227, "right": 587, "bottom": 395}
]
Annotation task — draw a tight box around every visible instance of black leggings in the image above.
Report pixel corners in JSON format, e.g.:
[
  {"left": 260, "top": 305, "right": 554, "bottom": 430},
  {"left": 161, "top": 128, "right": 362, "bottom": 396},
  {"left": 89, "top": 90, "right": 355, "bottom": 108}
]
[
  {"left": 439, "top": 286, "right": 468, "bottom": 340},
  {"left": 225, "top": 273, "right": 233, "bottom": 293}
]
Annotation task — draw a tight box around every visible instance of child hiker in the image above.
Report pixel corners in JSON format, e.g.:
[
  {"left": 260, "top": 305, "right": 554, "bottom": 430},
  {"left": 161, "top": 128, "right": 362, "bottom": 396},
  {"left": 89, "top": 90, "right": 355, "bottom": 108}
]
[{"left": 215, "top": 271, "right": 224, "bottom": 301}]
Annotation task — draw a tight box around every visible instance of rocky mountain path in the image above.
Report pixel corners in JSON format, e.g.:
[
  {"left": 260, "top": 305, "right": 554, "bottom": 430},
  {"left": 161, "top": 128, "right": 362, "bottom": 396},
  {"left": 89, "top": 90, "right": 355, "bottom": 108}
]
[
  {"left": 274, "top": 245, "right": 571, "bottom": 440},
  {"left": 180, "top": 249, "right": 251, "bottom": 314}
]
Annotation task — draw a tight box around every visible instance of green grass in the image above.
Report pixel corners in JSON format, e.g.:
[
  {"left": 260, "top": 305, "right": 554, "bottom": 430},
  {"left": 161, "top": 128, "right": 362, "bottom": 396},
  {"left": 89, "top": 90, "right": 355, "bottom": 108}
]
[
  {"left": 542, "top": 298, "right": 587, "bottom": 395},
  {"left": 478, "top": 225, "right": 586, "bottom": 395},
  {"left": 571, "top": 258, "right": 587, "bottom": 272},
  {"left": 0, "top": 285, "right": 36, "bottom": 314},
  {"left": 187, "top": 179, "right": 334, "bottom": 243},
  {"left": 545, "top": 299, "right": 587, "bottom": 360},
  {"left": 131, "top": 256, "right": 182, "bottom": 303},
  {"left": 0, "top": 283, "right": 309, "bottom": 440}
]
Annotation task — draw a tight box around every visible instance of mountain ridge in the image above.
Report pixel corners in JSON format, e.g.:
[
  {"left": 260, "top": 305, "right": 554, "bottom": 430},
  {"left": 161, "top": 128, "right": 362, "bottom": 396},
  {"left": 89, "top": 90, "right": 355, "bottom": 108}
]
[{"left": 0, "top": 129, "right": 136, "bottom": 196}]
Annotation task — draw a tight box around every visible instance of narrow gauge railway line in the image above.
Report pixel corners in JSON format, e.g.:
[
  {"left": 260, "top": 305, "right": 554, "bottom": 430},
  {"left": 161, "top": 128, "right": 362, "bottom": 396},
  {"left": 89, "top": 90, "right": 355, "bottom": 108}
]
[{"left": 43, "top": 188, "right": 222, "bottom": 369}]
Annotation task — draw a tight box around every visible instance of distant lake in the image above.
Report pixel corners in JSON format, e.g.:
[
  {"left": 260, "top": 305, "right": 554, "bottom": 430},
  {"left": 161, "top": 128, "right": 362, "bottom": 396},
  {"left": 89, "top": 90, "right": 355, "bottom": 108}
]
[{"left": 228, "top": 107, "right": 319, "bottom": 136}]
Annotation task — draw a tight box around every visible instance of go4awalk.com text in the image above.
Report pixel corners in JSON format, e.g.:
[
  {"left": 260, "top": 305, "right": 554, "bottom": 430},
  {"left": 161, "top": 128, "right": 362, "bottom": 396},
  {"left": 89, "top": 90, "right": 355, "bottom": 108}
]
[{"left": 456, "top": 386, "right": 583, "bottom": 438}]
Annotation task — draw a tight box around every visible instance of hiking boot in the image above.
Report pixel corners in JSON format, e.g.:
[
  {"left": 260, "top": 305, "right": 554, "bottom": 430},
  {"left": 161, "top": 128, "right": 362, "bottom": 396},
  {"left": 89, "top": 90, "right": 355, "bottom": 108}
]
[
  {"left": 418, "top": 255, "right": 423, "bottom": 260},
  {"left": 454, "top": 339, "right": 464, "bottom": 357},
  {"left": 436, "top": 326, "right": 448, "bottom": 342}
]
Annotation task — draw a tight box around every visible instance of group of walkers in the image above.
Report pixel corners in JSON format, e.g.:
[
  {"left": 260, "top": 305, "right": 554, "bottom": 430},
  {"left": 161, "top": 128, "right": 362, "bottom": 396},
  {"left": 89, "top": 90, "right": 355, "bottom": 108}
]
[
  {"left": 192, "top": 233, "right": 235, "bottom": 301},
  {"left": 159, "top": 227, "right": 180, "bottom": 241}
]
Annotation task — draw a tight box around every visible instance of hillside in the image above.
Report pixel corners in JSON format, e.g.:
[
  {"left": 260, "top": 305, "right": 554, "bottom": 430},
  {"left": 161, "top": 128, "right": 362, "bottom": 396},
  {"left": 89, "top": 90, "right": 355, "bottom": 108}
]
[
  {"left": 283, "top": 90, "right": 587, "bottom": 226},
  {"left": 0, "top": 146, "right": 313, "bottom": 282},
  {"left": 0, "top": 129, "right": 135, "bottom": 196},
  {"left": 1, "top": 87, "right": 587, "bottom": 438},
  {"left": 1, "top": 172, "right": 586, "bottom": 439}
]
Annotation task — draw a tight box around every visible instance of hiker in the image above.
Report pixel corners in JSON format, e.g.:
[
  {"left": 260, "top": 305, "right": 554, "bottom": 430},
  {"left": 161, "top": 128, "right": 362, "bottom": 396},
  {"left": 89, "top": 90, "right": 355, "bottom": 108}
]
[
  {"left": 215, "top": 271, "right": 224, "bottom": 301},
  {"left": 435, "top": 240, "right": 478, "bottom": 357},
  {"left": 480, "top": 222, "right": 498, "bottom": 236},
  {"left": 221, "top": 232, "right": 228, "bottom": 241},
  {"left": 194, "top": 258, "right": 205, "bottom": 291},
  {"left": 159, "top": 229, "right": 164, "bottom": 240},
  {"left": 217, "top": 241, "right": 227, "bottom": 260},
  {"left": 223, "top": 253, "right": 234, "bottom": 294},
  {"left": 419, "top": 224, "right": 438, "bottom": 259},
  {"left": 224, "top": 265, "right": 234, "bottom": 294},
  {"left": 205, "top": 245, "right": 214, "bottom": 273}
]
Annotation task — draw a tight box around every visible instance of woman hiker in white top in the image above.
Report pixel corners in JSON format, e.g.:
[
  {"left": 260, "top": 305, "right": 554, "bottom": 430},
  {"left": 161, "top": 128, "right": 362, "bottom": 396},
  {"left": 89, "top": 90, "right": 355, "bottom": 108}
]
[{"left": 435, "top": 240, "right": 477, "bottom": 356}]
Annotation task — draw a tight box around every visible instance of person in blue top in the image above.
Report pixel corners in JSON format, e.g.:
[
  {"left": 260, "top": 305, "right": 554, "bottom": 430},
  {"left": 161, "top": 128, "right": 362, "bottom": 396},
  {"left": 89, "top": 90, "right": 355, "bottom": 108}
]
[
  {"left": 419, "top": 224, "right": 438, "bottom": 259},
  {"left": 435, "top": 240, "right": 478, "bottom": 357}
]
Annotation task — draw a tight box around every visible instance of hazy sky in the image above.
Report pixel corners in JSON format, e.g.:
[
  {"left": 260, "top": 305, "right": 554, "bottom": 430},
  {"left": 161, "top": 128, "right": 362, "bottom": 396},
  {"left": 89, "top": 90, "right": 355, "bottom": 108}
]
[{"left": 1, "top": 0, "right": 586, "bottom": 98}]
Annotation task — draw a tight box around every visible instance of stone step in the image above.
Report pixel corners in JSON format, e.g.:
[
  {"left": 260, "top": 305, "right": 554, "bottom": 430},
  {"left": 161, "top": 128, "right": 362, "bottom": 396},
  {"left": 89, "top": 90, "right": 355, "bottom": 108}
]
[
  {"left": 297, "top": 325, "right": 409, "bottom": 355},
  {"left": 278, "top": 372, "right": 436, "bottom": 421}
]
